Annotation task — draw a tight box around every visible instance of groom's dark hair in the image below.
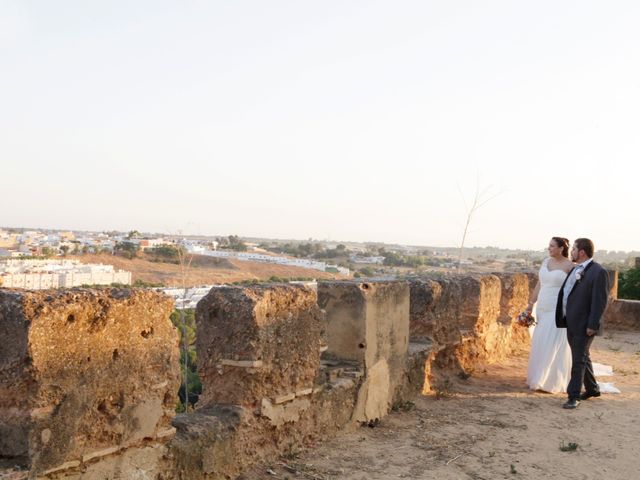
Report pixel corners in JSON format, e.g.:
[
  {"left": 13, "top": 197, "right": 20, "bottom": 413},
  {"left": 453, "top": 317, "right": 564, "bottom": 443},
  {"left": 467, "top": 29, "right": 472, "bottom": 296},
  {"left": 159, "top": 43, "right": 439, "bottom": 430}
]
[
  {"left": 552, "top": 237, "right": 570, "bottom": 257},
  {"left": 574, "top": 238, "right": 594, "bottom": 258}
]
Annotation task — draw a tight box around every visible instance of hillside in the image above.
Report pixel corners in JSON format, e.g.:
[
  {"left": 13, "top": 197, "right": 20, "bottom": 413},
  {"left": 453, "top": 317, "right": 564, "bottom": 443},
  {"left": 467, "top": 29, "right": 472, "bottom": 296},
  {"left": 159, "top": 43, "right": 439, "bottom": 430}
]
[{"left": 73, "top": 253, "right": 343, "bottom": 287}]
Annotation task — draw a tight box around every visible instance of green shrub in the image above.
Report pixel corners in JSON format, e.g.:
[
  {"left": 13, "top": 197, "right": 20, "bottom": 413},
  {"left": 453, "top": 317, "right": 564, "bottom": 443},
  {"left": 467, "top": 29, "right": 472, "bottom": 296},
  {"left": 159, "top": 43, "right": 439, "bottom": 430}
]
[{"left": 618, "top": 268, "right": 640, "bottom": 300}]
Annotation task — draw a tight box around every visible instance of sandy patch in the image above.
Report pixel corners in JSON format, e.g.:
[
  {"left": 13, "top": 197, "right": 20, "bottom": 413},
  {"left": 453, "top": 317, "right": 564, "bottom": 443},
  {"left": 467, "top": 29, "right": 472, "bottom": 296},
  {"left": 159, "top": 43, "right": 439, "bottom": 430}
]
[{"left": 73, "top": 253, "right": 342, "bottom": 286}]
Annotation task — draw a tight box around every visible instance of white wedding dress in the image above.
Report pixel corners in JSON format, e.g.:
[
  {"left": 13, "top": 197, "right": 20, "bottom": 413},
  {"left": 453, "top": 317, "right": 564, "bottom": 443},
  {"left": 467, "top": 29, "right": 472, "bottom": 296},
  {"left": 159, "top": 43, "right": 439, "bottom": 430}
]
[{"left": 527, "top": 258, "right": 572, "bottom": 393}]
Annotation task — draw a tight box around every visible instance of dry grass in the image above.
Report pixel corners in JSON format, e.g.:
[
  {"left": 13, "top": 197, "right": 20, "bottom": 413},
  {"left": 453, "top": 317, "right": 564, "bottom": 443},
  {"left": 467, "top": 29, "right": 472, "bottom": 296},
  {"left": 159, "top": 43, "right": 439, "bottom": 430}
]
[{"left": 72, "top": 253, "right": 343, "bottom": 287}]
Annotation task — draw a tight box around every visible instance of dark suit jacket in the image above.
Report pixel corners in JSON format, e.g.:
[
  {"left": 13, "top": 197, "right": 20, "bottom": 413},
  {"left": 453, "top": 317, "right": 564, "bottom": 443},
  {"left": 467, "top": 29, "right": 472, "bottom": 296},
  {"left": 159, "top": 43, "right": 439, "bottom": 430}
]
[{"left": 555, "top": 260, "right": 609, "bottom": 335}]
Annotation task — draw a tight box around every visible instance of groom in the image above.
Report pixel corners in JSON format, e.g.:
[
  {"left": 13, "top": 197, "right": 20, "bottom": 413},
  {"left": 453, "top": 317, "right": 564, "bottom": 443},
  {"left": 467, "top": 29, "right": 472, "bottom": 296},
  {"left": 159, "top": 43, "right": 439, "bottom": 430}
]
[{"left": 555, "top": 238, "right": 610, "bottom": 409}]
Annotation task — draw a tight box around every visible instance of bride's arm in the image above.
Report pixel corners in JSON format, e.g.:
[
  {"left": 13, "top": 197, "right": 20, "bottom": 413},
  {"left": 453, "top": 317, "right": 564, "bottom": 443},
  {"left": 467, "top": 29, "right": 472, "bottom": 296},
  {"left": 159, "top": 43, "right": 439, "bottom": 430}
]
[{"left": 526, "top": 281, "right": 541, "bottom": 313}]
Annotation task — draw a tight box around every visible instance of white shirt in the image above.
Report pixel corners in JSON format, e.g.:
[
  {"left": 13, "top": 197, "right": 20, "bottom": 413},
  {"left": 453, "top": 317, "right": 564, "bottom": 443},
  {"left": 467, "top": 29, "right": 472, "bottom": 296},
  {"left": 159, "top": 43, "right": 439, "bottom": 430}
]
[{"left": 562, "top": 258, "right": 593, "bottom": 317}]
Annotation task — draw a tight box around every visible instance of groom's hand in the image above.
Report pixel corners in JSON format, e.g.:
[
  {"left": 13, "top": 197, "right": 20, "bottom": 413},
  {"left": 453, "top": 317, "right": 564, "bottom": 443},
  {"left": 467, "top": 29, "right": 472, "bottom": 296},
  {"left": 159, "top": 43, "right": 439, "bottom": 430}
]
[{"left": 586, "top": 328, "right": 597, "bottom": 336}]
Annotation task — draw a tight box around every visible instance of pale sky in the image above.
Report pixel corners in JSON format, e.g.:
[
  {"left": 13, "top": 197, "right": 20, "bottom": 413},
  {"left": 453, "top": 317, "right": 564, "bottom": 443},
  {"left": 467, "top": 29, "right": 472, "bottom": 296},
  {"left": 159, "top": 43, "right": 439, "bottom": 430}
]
[{"left": 1, "top": 1, "right": 639, "bottom": 251}]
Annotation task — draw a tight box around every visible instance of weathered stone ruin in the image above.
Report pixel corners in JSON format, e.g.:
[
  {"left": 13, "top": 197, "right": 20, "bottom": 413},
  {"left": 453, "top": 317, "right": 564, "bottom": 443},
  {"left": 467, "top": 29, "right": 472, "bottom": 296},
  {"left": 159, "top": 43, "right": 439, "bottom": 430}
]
[
  {"left": 195, "top": 285, "right": 323, "bottom": 410},
  {"left": 170, "top": 284, "right": 342, "bottom": 479},
  {"left": 318, "top": 281, "right": 410, "bottom": 422},
  {"left": 604, "top": 294, "right": 640, "bottom": 330},
  {"left": 169, "top": 281, "right": 412, "bottom": 479},
  {"left": 409, "top": 273, "right": 532, "bottom": 391},
  {"left": 9, "top": 270, "right": 635, "bottom": 479},
  {"left": 601, "top": 269, "right": 640, "bottom": 330},
  {"left": 0, "top": 288, "right": 180, "bottom": 479}
]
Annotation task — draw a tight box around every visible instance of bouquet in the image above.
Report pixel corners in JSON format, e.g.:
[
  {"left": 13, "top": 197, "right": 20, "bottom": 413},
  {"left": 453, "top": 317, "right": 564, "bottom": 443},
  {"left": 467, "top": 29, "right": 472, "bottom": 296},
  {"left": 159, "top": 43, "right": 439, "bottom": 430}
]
[{"left": 516, "top": 311, "right": 536, "bottom": 327}]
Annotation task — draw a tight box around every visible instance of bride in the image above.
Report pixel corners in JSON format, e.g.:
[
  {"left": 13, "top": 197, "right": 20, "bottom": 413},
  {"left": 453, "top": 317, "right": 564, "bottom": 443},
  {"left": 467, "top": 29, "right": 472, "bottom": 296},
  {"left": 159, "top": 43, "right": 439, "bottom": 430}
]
[{"left": 526, "top": 237, "right": 573, "bottom": 393}]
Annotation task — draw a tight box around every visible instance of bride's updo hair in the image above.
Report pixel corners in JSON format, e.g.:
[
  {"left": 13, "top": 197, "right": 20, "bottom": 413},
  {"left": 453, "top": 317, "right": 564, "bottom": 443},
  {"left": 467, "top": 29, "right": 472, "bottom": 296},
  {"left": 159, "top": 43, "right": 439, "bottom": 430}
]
[{"left": 551, "top": 237, "right": 570, "bottom": 258}]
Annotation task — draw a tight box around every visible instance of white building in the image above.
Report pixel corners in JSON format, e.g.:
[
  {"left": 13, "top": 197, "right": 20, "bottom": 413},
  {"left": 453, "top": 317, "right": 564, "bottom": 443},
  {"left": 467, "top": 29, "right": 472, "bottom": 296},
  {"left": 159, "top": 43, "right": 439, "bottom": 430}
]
[
  {"left": 126, "top": 238, "right": 171, "bottom": 250},
  {"left": 198, "top": 249, "right": 338, "bottom": 273},
  {"left": 350, "top": 255, "right": 385, "bottom": 264},
  {"left": 161, "top": 281, "right": 323, "bottom": 310},
  {"left": 0, "top": 259, "right": 131, "bottom": 289},
  {"left": 159, "top": 286, "right": 218, "bottom": 309}
]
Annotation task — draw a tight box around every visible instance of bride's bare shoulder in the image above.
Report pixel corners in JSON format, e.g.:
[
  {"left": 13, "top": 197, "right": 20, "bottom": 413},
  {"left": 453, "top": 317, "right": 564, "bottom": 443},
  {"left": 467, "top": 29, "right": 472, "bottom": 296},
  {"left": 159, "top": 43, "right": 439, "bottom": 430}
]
[{"left": 562, "top": 259, "right": 574, "bottom": 273}]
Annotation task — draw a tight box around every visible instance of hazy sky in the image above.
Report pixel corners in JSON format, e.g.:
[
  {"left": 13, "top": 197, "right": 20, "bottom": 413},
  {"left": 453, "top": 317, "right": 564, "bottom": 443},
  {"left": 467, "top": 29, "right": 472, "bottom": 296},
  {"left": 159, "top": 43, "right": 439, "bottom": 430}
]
[{"left": 2, "top": 1, "right": 639, "bottom": 251}]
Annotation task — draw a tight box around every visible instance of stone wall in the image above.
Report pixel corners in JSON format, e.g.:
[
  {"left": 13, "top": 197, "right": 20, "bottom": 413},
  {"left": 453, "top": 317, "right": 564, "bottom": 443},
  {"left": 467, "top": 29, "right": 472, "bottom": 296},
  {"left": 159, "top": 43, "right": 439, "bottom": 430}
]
[
  {"left": 6, "top": 270, "right": 631, "bottom": 479},
  {"left": 167, "top": 281, "right": 411, "bottom": 478},
  {"left": 409, "top": 273, "right": 533, "bottom": 391},
  {"left": 195, "top": 284, "right": 323, "bottom": 409},
  {"left": 604, "top": 299, "right": 640, "bottom": 330},
  {"left": 602, "top": 270, "right": 640, "bottom": 330},
  {"left": 317, "top": 281, "right": 410, "bottom": 423},
  {"left": 0, "top": 288, "right": 180, "bottom": 478}
]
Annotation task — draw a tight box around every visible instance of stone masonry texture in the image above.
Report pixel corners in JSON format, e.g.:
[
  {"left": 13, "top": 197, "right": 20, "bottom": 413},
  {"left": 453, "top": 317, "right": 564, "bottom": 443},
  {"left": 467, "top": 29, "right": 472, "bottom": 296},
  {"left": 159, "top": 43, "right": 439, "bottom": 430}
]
[
  {"left": 0, "top": 288, "right": 180, "bottom": 475},
  {"left": 195, "top": 284, "right": 323, "bottom": 408},
  {"left": 317, "top": 280, "right": 410, "bottom": 422}
]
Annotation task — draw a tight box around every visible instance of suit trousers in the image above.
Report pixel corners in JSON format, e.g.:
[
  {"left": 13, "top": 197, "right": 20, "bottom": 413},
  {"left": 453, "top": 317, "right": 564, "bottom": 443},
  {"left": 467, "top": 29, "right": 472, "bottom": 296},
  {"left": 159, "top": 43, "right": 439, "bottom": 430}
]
[{"left": 566, "top": 331, "right": 598, "bottom": 400}]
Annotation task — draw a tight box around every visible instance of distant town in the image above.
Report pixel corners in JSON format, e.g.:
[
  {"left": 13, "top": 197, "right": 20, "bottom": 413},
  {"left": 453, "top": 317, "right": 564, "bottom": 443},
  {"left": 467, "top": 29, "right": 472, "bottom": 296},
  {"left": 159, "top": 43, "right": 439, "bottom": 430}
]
[{"left": 1, "top": 227, "right": 637, "bottom": 302}]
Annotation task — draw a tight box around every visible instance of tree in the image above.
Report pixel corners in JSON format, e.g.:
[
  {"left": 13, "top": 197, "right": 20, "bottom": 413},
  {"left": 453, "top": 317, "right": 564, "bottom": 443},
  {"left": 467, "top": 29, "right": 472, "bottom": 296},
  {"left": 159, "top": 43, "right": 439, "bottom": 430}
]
[
  {"left": 457, "top": 176, "right": 502, "bottom": 272},
  {"left": 226, "top": 235, "right": 248, "bottom": 252},
  {"left": 149, "top": 245, "right": 182, "bottom": 261},
  {"left": 115, "top": 241, "right": 140, "bottom": 259},
  {"left": 59, "top": 245, "right": 70, "bottom": 256},
  {"left": 170, "top": 309, "right": 201, "bottom": 409},
  {"left": 175, "top": 240, "right": 195, "bottom": 410},
  {"left": 618, "top": 268, "right": 640, "bottom": 300},
  {"left": 359, "top": 266, "right": 376, "bottom": 276},
  {"left": 215, "top": 236, "right": 229, "bottom": 247}
]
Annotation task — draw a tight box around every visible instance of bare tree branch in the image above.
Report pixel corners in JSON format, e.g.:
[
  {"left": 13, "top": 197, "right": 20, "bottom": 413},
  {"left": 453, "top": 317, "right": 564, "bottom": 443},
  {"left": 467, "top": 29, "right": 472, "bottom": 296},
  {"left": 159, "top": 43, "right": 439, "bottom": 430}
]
[{"left": 457, "top": 176, "right": 503, "bottom": 272}]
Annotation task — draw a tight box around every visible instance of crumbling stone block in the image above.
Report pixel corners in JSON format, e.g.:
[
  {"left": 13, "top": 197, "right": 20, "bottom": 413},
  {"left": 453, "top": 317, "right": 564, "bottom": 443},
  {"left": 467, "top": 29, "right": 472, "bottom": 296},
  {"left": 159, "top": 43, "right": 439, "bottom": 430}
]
[
  {"left": 408, "top": 273, "right": 532, "bottom": 391},
  {"left": 495, "top": 273, "right": 531, "bottom": 325},
  {"left": 409, "top": 274, "right": 491, "bottom": 346},
  {"left": 606, "top": 269, "right": 618, "bottom": 300},
  {"left": 409, "top": 277, "right": 462, "bottom": 345},
  {"left": 317, "top": 281, "right": 409, "bottom": 423},
  {"left": 168, "top": 377, "right": 360, "bottom": 480},
  {"left": 457, "top": 274, "right": 501, "bottom": 335},
  {"left": 0, "top": 288, "right": 180, "bottom": 476},
  {"left": 169, "top": 406, "right": 244, "bottom": 480},
  {"left": 195, "top": 284, "right": 323, "bottom": 408},
  {"left": 604, "top": 299, "right": 640, "bottom": 330}
]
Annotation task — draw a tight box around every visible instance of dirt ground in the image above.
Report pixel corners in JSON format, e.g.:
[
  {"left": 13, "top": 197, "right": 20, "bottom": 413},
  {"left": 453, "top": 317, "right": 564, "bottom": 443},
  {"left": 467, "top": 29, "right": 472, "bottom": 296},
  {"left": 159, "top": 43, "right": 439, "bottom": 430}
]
[
  {"left": 244, "top": 330, "right": 640, "bottom": 480},
  {"left": 73, "top": 254, "right": 341, "bottom": 286}
]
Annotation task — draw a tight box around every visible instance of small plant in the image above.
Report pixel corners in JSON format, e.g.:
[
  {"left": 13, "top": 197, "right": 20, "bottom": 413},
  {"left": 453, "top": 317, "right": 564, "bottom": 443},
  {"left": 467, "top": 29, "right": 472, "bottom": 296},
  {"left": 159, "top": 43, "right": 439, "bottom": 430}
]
[
  {"left": 510, "top": 464, "right": 517, "bottom": 474},
  {"left": 392, "top": 400, "right": 415, "bottom": 412},
  {"left": 434, "top": 377, "right": 453, "bottom": 399},
  {"left": 560, "top": 441, "right": 579, "bottom": 452},
  {"left": 282, "top": 444, "right": 300, "bottom": 461}
]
